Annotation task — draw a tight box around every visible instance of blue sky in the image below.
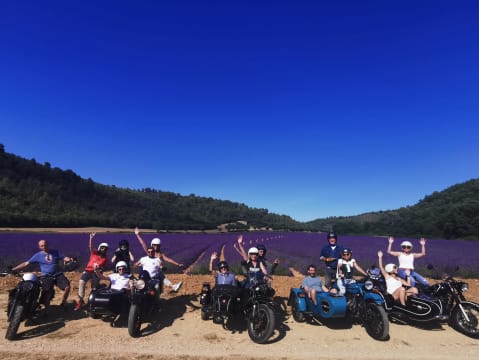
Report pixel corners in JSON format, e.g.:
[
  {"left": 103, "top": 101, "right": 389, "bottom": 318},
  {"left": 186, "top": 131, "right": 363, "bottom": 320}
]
[{"left": 1, "top": 1, "right": 478, "bottom": 222}]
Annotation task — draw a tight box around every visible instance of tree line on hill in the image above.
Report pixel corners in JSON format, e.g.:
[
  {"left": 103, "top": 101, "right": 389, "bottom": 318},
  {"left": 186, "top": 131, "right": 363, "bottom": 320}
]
[{"left": 1, "top": 144, "right": 478, "bottom": 239}]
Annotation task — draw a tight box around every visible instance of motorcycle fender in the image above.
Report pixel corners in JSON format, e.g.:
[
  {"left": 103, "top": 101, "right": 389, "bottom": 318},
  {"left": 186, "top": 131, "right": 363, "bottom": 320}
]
[
  {"left": 363, "top": 291, "right": 386, "bottom": 306},
  {"left": 288, "top": 288, "right": 307, "bottom": 312}
]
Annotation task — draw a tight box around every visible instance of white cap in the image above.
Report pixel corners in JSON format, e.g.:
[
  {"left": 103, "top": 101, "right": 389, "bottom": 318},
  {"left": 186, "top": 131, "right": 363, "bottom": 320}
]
[
  {"left": 385, "top": 264, "right": 396, "bottom": 273},
  {"left": 151, "top": 238, "right": 161, "bottom": 246},
  {"left": 115, "top": 261, "right": 128, "bottom": 270},
  {"left": 400, "top": 241, "right": 413, "bottom": 248},
  {"left": 98, "top": 242, "right": 109, "bottom": 251},
  {"left": 248, "top": 247, "right": 259, "bottom": 255},
  {"left": 23, "top": 273, "right": 38, "bottom": 282}
]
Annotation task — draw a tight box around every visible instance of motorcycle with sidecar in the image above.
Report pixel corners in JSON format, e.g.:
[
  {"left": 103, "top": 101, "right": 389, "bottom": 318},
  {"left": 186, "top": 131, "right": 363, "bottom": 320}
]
[
  {"left": 288, "top": 276, "right": 389, "bottom": 341},
  {"left": 200, "top": 279, "right": 276, "bottom": 344}
]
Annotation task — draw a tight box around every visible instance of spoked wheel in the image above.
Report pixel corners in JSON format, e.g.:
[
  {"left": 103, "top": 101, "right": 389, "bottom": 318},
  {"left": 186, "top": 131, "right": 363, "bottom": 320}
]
[
  {"left": 450, "top": 302, "right": 479, "bottom": 338},
  {"left": 5, "top": 304, "right": 24, "bottom": 340},
  {"left": 362, "top": 302, "right": 389, "bottom": 341},
  {"left": 247, "top": 304, "right": 275, "bottom": 344},
  {"left": 291, "top": 300, "right": 306, "bottom": 323},
  {"left": 128, "top": 304, "right": 142, "bottom": 338}
]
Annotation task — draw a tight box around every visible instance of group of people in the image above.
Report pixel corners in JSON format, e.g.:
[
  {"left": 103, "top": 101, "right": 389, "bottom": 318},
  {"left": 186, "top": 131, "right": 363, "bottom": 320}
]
[
  {"left": 11, "top": 228, "right": 184, "bottom": 311},
  {"left": 302, "top": 232, "right": 429, "bottom": 306}
]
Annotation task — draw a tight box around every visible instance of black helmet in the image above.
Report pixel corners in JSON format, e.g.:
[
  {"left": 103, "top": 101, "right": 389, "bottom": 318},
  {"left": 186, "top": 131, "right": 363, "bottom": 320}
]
[
  {"left": 119, "top": 239, "right": 129, "bottom": 250},
  {"left": 256, "top": 244, "right": 267, "bottom": 254},
  {"left": 217, "top": 261, "right": 229, "bottom": 271},
  {"left": 327, "top": 232, "right": 338, "bottom": 241},
  {"left": 342, "top": 248, "right": 352, "bottom": 255}
]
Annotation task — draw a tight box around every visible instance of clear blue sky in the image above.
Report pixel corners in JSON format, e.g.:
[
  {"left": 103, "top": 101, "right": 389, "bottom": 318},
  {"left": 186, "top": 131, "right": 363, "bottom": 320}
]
[{"left": 1, "top": 1, "right": 478, "bottom": 222}]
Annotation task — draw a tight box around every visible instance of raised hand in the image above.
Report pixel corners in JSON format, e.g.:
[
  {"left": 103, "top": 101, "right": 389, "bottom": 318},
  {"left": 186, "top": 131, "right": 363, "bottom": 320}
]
[
  {"left": 388, "top": 236, "right": 394, "bottom": 244},
  {"left": 378, "top": 250, "right": 383, "bottom": 257},
  {"left": 419, "top": 238, "right": 426, "bottom": 246}
]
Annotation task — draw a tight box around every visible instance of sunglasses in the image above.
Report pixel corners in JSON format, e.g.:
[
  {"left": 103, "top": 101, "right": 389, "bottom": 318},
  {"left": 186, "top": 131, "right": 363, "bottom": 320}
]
[
  {"left": 118, "top": 266, "right": 126, "bottom": 270},
  {"left": 219, "top": 266, "right": 228, "bottom": 270},
  {"left": 147, "top": 250, "right": 155, "bottom": 254},
  {"left": 402, "top": 246, "right": 412, "bottom": 249}
]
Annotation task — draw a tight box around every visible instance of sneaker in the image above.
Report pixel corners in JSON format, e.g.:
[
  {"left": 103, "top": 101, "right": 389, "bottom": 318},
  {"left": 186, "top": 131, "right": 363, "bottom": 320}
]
[
  {"left": 172, "top": 281, "right": 183, "bottom": 292},
  {"left": 74, "top": 299, "right": 84, "bottom": 311}
]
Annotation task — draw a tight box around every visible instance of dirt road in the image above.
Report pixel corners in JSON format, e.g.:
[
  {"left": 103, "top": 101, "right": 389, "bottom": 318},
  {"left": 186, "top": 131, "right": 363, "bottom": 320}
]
[{"left": 0, "top": 274, "right": 478, "bottom": 360}]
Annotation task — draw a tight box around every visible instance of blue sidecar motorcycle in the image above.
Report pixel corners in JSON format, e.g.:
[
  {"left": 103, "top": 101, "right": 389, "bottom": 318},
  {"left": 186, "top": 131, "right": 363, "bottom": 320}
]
[{"left": 288, "top": 278, "right": 389, "bottom": 341}]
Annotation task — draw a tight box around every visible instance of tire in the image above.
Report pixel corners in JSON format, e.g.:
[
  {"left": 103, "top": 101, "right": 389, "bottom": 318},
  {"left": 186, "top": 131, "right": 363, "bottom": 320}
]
[
  {"left": 450, "top": 301, "right": 479, "bottom": 338},
  {"left": 5, "top": 304, "right": 24, "bottom": 340},
  {"left": 247, "top": 304, "right": 275, "bottom": 344},
  {"left": 362, "top": 302, "right": 389, "bottom": 341},
  {"left": 291, "top": 300, "right": 306, "bottom": 323},
  {"left": 128, "top": 304, "right": 142, "bottom": 338}
]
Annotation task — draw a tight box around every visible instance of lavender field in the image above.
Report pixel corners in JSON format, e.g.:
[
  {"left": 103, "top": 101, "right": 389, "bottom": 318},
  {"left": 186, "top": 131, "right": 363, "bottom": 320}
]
[{"left": 0, "top": 231, "right": 478, "bottom": 278}]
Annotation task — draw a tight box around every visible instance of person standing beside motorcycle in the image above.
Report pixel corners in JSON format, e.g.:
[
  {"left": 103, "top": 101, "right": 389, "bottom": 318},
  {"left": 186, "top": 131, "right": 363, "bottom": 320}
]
[
  {"left": 387, "top": 236, "right": 430, "bottom": 287},
  {"left": 111, "top": 239, "right": 135, "bottom": 273},
  {"left": 302, "top": 264, "right": 330, "bottom": 305},
  {"left": 75, "top": 233, "right": 109, "bottom": 311},
  {"left": 11, "top": 239, "right": 72, "bottom": 308},
  {"left": 209, "top": 252, "right": 237, "bottom": 286},
  {"left": 336, "top": 248, "right": 368, "bottom": 296},
  {"left": 378, "top": 250, "right": 417, "bottom": 306},
  {"left": 319, "top": 232, "right": 344, "bottom": 288},
  {"left": 134, "top": 227, "right": 183, "bottom": 292}
]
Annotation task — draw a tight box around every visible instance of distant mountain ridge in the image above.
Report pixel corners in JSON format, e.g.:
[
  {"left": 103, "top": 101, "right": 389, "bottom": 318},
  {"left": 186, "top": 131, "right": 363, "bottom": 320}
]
[{"left": 1, "top": 144, "right": 478, "bottom": 238}]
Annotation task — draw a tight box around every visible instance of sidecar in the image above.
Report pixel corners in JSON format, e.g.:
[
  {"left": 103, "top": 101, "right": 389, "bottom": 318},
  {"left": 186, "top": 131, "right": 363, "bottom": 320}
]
[
  {"left": 88, "top": 287, "right": 129, "bottom": 319},
  {"left": 200, "top": 283, "right": 242, "bottom": 322},
  {"left": 288, "top": 288, "right": 347, "bottom": 322}
]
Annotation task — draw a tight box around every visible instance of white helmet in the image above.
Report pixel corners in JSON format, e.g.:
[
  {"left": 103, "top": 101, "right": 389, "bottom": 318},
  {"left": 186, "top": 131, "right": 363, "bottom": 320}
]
[
  {"left": 115, "top": 261, "right": 128, "bottom": 270},
  {"left": 98, "top": 242, "right": 109, "bottom": 251},
  {"left": 400, "top": 241, "right": 413, "bottom": 248},
  {"left": 151, "top": 238, "right": 161, "bottom": 246},
  {"left": 248, "top": 247, "right": 259, "bottom": 255},
  {"left": 384, "top": 264, "right": 396, "bottom": 273},
  {"left": 23, "top": 273, "right": 38, "bottom": 282}
]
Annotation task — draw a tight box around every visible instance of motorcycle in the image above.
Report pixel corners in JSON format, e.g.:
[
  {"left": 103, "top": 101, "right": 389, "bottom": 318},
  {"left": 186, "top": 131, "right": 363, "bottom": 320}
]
[
  {"left": 200, "top": 279, "right": 276, "bottom": 344},
  {"left": 1, "top": 271, "right": 42, "bottom": 340},
  {"left": 88, "top": 270, "right": 161, "bottom": 337},
  {"left": 368, "top": 267, "right": 479, "bottom": 338},
  {"left": 288, "top": 276, "right": 389, "bottom": 341}
]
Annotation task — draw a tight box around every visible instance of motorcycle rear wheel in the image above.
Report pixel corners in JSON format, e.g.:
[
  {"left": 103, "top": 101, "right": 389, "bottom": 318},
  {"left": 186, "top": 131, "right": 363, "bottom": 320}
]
[
  {"left": 362, "top": 302, "right": 389, "bottom": 341},
  {"left": 247, "top": 304, "right": 275, "bottom": 344},
  {"left": 5, "top": 304, "right": 24, "bottom": 340},
  {"left": 450, "top": 301, "right": 479, "bottom": 338},
  {"left": 128, "top": 304, "right": 142, "bottom": 338}
]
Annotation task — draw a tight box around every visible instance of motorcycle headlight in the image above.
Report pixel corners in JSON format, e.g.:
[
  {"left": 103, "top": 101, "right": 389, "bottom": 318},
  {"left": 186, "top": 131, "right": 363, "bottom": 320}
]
[
  {"left": 21, "top": 281, "right": 34, "bottom": 292},
  {"left": 364, "top": 280, "right": 374, "bottom": 291},
  {"left": 135, "top": 279, "right": 146, "bottom": 290},
  {"left": 461, "top": 283, "right": 469, "bottom": 292}
]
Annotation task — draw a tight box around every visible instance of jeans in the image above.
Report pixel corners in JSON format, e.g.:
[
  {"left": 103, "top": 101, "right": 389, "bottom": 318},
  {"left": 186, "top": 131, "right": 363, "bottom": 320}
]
[
  {"left": 397, "top": 269, "right": 430, "bottom": 287},
  {"left": 323, "top": 267, "right": 337, "bottom": 288},
  {"left": 337, "top": 278, "right": 356, "bottom": 296}
]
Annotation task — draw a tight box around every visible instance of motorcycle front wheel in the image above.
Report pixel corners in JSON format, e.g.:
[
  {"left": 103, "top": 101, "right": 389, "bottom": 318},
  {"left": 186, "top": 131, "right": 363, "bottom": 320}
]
[
  {"left": 128, "top": 304, "right": 142, "bottom": 338},
  {"left": 450, "top": 301, "right": 479, "bottom": 338},
  {"left": 5, "top": 304, "right": 24, "bottom": 340},
  {"left": 247, "top": 303, "right": 275, "bottom": 344},
  {"left": 291, "top": 299, "right": 306, "bottom": 323},
  {"left": 362, "top": 302, "right": 389, "bottom": 341}
]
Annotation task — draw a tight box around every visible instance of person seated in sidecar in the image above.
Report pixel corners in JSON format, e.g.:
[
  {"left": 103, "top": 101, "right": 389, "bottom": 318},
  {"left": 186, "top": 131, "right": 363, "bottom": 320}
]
[
  {"left": 209, "top": 252, "right": 237, "bottom": 286},
  {"left": 378, "top": 251, "right": 418, "bottom": 306},
  {"left": 336, "top": 248, "right": 368, "bottom": 296},
  {"left": 302, "top": 264, "right": 331, "bottom": 306}
]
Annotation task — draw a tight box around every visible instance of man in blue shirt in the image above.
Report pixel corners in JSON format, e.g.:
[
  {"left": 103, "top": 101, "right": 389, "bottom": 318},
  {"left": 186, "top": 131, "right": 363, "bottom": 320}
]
[
  {"left": 12, "top": 239, "right": 73, "bottom": 307},
  {"left": 319, "top": 232, "right": 344, "bottom": 288},
  {"left": 302, "top": 264, "right": 329, "bottom": 305}
]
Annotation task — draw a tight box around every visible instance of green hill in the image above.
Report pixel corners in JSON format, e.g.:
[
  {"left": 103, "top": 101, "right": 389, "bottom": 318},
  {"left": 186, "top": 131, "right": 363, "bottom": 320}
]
[
  {"left": 306, "top": 179, "right": 479, "bottom": 239},
  {"left": 0, "top": 145, "right": 304, "bottom": 231}
]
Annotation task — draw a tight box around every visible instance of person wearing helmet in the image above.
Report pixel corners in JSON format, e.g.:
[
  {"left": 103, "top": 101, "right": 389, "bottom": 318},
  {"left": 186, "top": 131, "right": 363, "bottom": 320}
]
[
  {"left": 378, "top": 250, "right": 417, "bottom": 306},
  {"left": 12, "top": 239, "right": 73, "bottom": 309},
  {"left": 95, "top": 260, "right": 132, "bottom": 291},
  {"left": 134, "top": 227, "right": 183, "bottom": 292},
  {"left": 75, "top": 233, "right": 109, "bottom": 311},
  {"left": 111, "top": 239, "right": 135, "bottom": 273},
  {"left": 336, "top": 248, "right": 368, "bottom": 296},
  {"left": 209, "top": 252, "right": 237, "bottom": 286},
  {"left": 319, "top": 232, "right": 344, "bottom": 288},
  {"left": 386, "top": 236, "right": 429, "bottom": 287},
  {"left": 237, "top": 238, "right": 268, "bottom": 288},
  {"left": 234, "top": 234, "right": 273, "bottom": 276},
  {"left": 301, "top": 264, "right": 330, "bottom": 305},
  {"left": 135, "top": 246, "right": 165, "bottom": 287}
]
